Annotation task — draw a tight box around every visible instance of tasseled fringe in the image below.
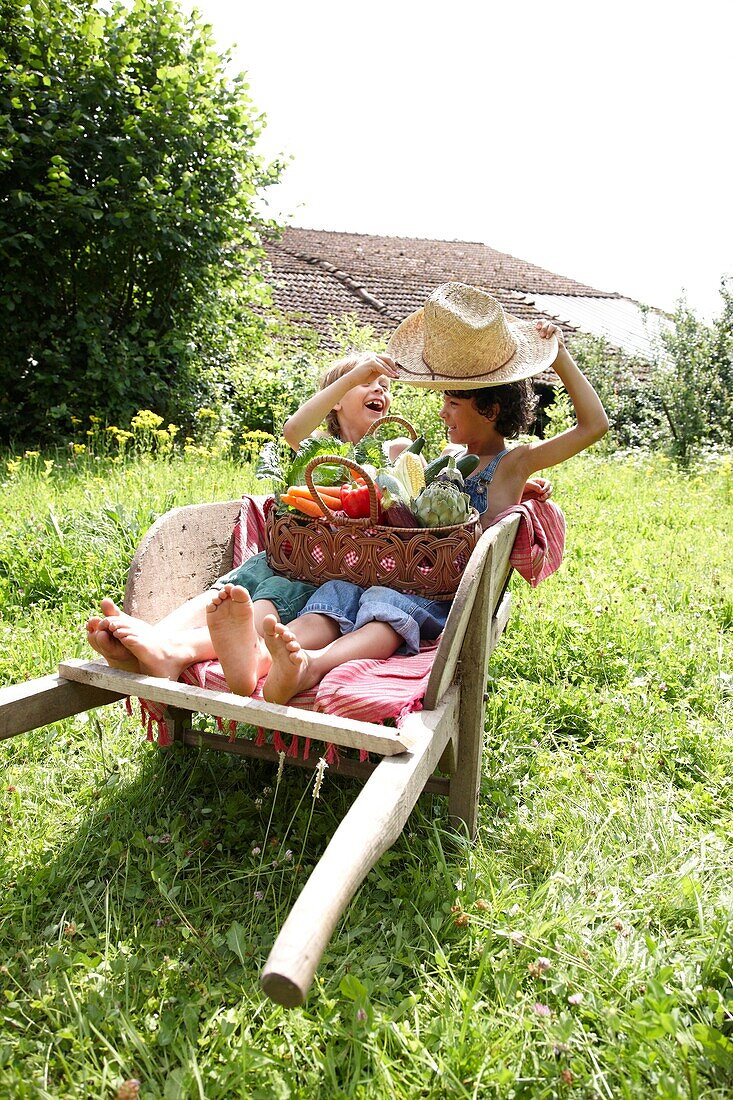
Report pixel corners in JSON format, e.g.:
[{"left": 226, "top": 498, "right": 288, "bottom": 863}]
[
  {"left": 396, "top": 698, "right": 423, "bottom": 725},
  {"left": 325, "top": 742, "right": 339, "bottom": 766},
  {"left": 130, "top": 693, "right": 381, "bottom": 767},
  {"left": 132, "top": 698, "right": 172, "bottom": 747},
  {"left": 214, "top": 715, "right": 238, "bottom": 741},
  {"left": 156, "top": 717, "right": 172, "bottom": 747}
]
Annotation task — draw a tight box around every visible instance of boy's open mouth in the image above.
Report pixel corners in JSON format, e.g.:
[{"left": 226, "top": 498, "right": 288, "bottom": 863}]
[{"left": 365, "top": 398, "right": 385, "bottom": 412}]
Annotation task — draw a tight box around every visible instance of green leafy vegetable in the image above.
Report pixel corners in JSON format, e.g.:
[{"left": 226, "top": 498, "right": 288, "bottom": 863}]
[
  {"left": 284, "top": 435, "right": 353, "bottom": 488},
  {"left": 255, "top": 438, "right": 289, "bottom": 488},
  {"left": 353, "top": 434, "right": 383, "bottom": 469}
]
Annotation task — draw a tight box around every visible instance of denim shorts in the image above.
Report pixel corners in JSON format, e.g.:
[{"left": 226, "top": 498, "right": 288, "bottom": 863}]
[
  {"left": 213, "top": 552, "right": 317, "bottom": 625},
  {"left": 299, "top": 581, "right": 451, "bottom": 656}
]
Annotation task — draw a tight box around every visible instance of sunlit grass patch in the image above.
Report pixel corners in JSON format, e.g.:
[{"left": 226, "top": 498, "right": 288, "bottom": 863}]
[{"left": 1, "top": 449, "right": 733, "bottom": 1097}]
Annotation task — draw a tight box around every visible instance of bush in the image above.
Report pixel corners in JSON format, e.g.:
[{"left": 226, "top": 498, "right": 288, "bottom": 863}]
[
  {"left": 654, "top": 282, "right": 733, "bottom": 463},
  {"left": 0, "top": 0, "right": 281, "bottom": 444},
  {"left": 567, "top": 333, "right": 662, "bottom": 450}
]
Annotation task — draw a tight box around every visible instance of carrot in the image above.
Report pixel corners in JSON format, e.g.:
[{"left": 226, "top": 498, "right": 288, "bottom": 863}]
[
  {"left": 280, "top": 493, "right": 325, "bottom": 518},
  {"left": 289, "top": 484, "right": 342, "bottom": 506}
]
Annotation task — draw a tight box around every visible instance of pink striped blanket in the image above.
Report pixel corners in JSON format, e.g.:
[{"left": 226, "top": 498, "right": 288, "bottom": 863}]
[{"left": 133, "top": 494, "right": 565, "bottom": 751}]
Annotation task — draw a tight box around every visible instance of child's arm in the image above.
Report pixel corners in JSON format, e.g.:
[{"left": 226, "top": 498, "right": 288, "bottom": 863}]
[
  {"left": 516, "top": 322, "right": 609, "bottom": 478},
  {"left": 438, "top": 442, "right": 553, "bottom": 498},
  {"left": 283, "top": 353, "right": 398, "bottom": 451}
]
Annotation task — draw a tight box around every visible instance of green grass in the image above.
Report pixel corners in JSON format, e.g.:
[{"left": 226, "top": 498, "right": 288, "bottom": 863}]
[{"left": 1, "top": 449, "right": 733, "bottom": 1098}]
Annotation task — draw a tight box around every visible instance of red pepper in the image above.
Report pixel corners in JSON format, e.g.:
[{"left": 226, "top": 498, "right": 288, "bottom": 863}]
[{"left": 340, "top": 479, "right": 381, "bottom": 519}]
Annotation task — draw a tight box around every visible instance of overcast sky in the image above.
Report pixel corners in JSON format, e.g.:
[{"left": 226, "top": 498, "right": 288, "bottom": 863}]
[{"left": 192, "top": 0, "right": 731, "bottom": 322}]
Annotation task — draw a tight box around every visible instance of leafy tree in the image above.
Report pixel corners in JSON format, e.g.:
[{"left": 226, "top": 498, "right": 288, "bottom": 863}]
[
  {"left": 0, "top": 0, "right": 281, "bottom": 443},
  {"left": 568, "top": 333, "right": 663, "bottom": 451},
  {"left": 653, "top": 282, "right": 733, "bottom": 463},
  {"left": 707, "top": 280, "right": 733, "bottom": 445}
]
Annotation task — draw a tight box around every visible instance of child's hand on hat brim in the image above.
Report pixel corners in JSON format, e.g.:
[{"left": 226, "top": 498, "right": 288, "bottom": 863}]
[{"left": 535, "top": 320, "right": 565, "bottom": 347}]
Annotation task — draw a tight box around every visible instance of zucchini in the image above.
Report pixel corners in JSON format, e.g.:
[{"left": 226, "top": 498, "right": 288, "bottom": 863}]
[
  {"left": 425, "top": 452, "right": 480, "bottom": 485},
  {"left": 456, "top": 453, "right": 480, "bottom": 478},
  {"left": 423, "top": 454, "right": 450, "bottom": 485},
  {"left": 406, "top": 435, "right": 426, "bottom": 455}
]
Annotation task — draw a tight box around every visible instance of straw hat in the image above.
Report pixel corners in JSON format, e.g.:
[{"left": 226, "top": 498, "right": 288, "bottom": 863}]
[{"left": 387, "top": 282, "right": 558, "bottom": 389}]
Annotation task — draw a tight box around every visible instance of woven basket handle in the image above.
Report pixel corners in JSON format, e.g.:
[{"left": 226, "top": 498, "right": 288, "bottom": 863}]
[
  {"left": 304, "top": 455, "right": 381, "bottom": 526},
  {"left": 363, "top": 415, "right": 417, "bottom": 441}
]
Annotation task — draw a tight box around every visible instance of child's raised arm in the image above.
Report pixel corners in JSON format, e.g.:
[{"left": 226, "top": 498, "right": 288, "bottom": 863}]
[
  {"left": 283, "top": 353, "right": 398, "bottom": 451},
  {"left": 517, "top": 322, "right": 609, "bottom": 478}
]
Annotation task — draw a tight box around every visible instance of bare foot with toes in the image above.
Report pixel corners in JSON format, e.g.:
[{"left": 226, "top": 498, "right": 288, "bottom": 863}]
[
  {"left": 261, "top": 614, "right": 315, "bottom": 704},
  {"left": 206, "top": 584, "right": 268, "bottom": 696},
  {"left": 86, "top": 615, "right": 141, "bottom": 672}
]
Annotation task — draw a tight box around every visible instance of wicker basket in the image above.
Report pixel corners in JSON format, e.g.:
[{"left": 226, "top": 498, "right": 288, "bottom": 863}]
[{"left": 265, "top": 436, "right": 481, "bottom": 601}]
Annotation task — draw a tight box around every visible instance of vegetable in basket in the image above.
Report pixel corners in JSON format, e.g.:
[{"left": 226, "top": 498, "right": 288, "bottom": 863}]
[
  {"left": 413, "top": 457, "right": 473, "bottom": 528},
  {"left": 340, "top": 479, "right": 381, "bottom": 519}
]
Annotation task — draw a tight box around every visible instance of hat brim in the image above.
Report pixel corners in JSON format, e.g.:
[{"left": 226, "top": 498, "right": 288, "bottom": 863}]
[{"left": 387, "top": 307, "right": 558, "bottom": 389}]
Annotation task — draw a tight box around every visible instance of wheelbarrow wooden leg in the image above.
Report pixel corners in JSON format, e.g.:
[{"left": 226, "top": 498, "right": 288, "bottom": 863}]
[
  {"left": 260, "top": 687, "right": 460, "bottom": 1007},
  {"left": 0, "top": 673, "right": 123, "bottom": 741}
]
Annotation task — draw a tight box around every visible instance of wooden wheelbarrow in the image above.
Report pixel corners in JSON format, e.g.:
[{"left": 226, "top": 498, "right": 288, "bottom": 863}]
[{"left": 0, "top": 498, "right": 520, "bottom": 1007}]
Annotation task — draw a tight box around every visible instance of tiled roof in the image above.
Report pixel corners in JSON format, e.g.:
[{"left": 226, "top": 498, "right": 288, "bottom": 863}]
[
  {"left": 263, "top": 227, "right": 658, "bottom": 372},
  {"left": 271, "top": 227, "right": 618, "bottom": 298}
]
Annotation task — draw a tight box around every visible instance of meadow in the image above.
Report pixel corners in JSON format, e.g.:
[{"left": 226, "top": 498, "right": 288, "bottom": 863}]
[{"left": 1, "top": 447, "right": 732, "bottom": 1099}]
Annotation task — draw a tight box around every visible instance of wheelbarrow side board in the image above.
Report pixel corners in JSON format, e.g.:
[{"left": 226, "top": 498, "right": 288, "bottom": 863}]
[{"left": 0, "top": 499, "right": 520, "bottom": 1007}]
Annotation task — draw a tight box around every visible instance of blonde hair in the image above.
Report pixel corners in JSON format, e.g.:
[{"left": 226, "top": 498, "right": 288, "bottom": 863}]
[{"left": 319, "top": 352, "right": 361, "bottom": 439}]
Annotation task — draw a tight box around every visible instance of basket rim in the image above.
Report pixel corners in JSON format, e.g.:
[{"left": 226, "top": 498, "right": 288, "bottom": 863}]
[{"left": 268, "top": 506, "right": 481, "bottom": 535}]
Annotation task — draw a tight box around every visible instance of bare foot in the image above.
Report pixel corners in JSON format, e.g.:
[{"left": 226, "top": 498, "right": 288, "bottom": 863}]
[
  {"left": 86, "top": 616, "right": 141, "bottom": 672},
  {"left": 206, "top": 584, "right": 268, "bottom": 696},
  {"left": 261, "top": 615, "right": 316, "bottom": 705},
  {"left": 97, "top": 598, "right": 148, "bottom": 634},
  {"left": 105, "top": 617, "right": 201, "bottom": 680}
]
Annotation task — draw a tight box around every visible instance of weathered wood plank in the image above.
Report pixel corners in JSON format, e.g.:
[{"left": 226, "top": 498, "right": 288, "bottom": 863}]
[
  {"left": 0, "top": 674, "right": 122, "bottom": 741},
  {"left": 58, "top": 660, "right": 413, "bottom": 756},
  {"left": 124, "top": 498, "right": 247, "bottom": 621},
  {"left": 423, "top": 514, "right": 519, "bottom": 710},
  {"left": 260, "top": 688, "right": 460, "bottom": 1006}
]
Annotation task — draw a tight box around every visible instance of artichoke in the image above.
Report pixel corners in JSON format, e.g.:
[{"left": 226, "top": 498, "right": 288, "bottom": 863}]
[{"left": 413, "top": 482, "right": 472, "bottom": 527}]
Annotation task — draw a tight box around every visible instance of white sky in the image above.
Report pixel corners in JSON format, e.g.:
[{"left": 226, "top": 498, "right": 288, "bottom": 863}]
[{"left": 192, "top": 0, "right": 731, "bottom": 322}]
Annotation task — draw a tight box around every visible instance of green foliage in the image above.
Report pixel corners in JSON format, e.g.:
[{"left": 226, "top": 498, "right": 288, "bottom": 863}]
[
  {"left": 225, "top": 343, "right": 320, "bottom": 436},
  {"left": 0, "top": 0, "right": 281, "bottom": 444},
  {"left": 541, "top": 389, "right": 574, "bottom": 439},
  {"left": 655, "top": 282, "right": 733, "bottom": 463},
  {"left": 568, "top": 333, "right": 663, "bottom": 450}
]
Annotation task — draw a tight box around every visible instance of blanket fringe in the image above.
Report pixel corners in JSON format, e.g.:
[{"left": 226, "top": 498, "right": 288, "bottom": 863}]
[
  {"left": 287, "top": 735, "right": 300, "bottom": 758},
  {"left": 325, "top": 742, "right": 339, "bottom": 766}
]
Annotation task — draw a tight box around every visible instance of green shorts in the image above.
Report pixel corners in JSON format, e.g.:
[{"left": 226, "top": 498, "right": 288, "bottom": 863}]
[{"left": 213, "top": 552, "right": 317, "bottom": 625}]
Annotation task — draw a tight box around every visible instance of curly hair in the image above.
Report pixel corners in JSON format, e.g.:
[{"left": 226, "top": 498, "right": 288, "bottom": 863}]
[{"left": 444, "top": 378, "right": 539, "bottom": 438}]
